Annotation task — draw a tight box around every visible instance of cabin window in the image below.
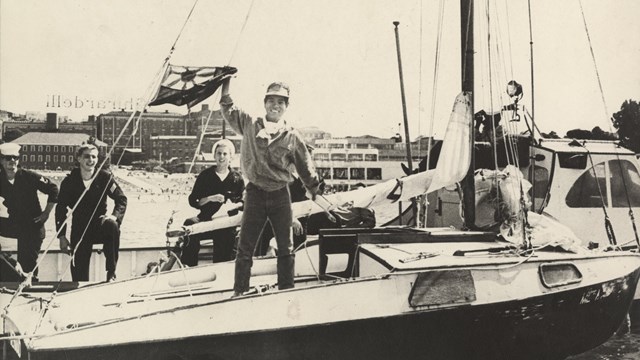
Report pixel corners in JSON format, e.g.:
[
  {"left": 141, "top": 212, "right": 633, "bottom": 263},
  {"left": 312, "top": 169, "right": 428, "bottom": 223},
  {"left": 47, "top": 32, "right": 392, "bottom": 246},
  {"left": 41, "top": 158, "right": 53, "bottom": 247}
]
[
  {"left": 539, "top": 262, "right": 582, "bottom": 288},
  {"left": 367, "top": 168, "right": 382, "bottom": 180},
  {"left": 565, "top": 162, "right": 607, "bottom": 208},
  {"left": 314, "top": 153, "right": 329, "bottom": 161},
  {"left": 528, "top": 165, "right": 550, "bottom": 212},
  {"left": 609, "top": 160, "right": 640, "bottom": 207},
  {"left": 364, "top": 154, "right": 377, "bottom": 161},
  {"left": 317, "top": 168, "right": 331, "bottom": 180},
  {"left": 333, "top": 168, "right": 348, "bottom": 180},
  {"left": 347, "top": 153, "right": 363, "bottom": 161},
  {"left": 331, "top": 153, "right": 346, "bottom": 161},
  {"left": 558, "top": 153, "right": 587, "bottom": 169},
  {"left": 350, "top": 168, "right": 365, "bottom": 180}
]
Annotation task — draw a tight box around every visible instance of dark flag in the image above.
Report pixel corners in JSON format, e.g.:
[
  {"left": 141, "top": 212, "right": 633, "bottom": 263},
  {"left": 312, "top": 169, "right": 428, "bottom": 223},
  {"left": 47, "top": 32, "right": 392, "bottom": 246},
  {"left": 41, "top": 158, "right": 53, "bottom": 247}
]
[{"left": 148, "top": 65, "right": 237, "bottom": 108}]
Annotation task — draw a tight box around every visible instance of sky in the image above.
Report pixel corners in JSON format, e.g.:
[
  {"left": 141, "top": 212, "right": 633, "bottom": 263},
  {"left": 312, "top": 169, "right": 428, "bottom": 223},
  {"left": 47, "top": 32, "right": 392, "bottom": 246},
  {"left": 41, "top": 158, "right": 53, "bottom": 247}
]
[{"left": 1, "top": 0, "right": 639, "bottom": 139}]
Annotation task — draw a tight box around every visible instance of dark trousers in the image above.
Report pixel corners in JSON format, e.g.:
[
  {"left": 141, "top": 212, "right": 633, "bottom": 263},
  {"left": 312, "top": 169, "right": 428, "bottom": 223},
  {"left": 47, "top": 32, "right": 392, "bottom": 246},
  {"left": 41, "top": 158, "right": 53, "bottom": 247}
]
[
  {"left": 234, "top": 183, "right": 294, "bottom": 293},
  {"left": 17, "top": 226, "right": 45, "bottom": 279},
  {"left": 255, "top": 218, "right": 307, "bottom": 256},
  {"left": 70, "top": 218, "right": 120, "bottom": 281},
  {"left": 181, "top": 216, "right": 237, "bottom": 266}
]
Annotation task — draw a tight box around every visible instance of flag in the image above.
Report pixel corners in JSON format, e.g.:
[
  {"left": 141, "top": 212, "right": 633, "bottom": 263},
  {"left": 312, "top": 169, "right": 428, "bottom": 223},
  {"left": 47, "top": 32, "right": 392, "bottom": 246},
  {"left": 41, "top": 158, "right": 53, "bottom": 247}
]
[
  {"left": 426, "top": 92, "right": 474, "bottom": 193},
  {"left": 148, "top": 65, "right": 237, "bottom": 108}
]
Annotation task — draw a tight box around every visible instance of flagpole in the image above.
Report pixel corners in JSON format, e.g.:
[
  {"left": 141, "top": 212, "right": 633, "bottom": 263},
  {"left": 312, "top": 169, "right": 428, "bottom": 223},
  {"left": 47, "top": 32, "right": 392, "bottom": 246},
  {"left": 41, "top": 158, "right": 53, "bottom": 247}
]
[{"left": 393, "top": 21, "right": 417, "bottom": 224}]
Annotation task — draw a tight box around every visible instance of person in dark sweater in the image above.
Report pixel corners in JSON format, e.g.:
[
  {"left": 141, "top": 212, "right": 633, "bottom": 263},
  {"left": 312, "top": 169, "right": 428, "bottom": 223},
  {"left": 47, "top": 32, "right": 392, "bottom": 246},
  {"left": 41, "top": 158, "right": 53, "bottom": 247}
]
[
  {"left": 180, "top": 139, "right": 245, "bottom": 266},
  {"left": 55, "top": 144, "right": 127, "bottom": 282},
  {"left": 0, "top": 143, "right": 58, "bottom": 280}
]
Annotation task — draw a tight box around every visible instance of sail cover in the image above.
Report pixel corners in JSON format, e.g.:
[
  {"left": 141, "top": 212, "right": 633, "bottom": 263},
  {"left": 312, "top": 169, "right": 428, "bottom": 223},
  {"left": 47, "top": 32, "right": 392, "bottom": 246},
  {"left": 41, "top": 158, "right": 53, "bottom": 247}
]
[
  {"left": 426, "top": 92, "right": 473, "bottom": 193},
  {"left": 149, "top": 65, "right": 237, "bottom": 108}
]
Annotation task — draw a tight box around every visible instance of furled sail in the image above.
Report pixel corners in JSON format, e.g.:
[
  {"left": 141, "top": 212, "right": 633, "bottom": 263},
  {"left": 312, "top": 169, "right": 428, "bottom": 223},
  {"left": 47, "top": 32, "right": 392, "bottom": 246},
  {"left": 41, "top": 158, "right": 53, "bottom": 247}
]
[
  {"left": 426, "top": 92, "right": 473, "bottom": 193},
  {"left": 148, "top": 65, "right": 237, "bottom": 108}
]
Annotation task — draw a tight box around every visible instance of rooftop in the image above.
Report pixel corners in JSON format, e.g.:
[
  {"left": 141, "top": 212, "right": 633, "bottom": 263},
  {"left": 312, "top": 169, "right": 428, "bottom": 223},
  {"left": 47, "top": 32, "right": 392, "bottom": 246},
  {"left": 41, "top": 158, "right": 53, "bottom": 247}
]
[{"left": 11, "top": 132, "right": 107, "bottom": 146}]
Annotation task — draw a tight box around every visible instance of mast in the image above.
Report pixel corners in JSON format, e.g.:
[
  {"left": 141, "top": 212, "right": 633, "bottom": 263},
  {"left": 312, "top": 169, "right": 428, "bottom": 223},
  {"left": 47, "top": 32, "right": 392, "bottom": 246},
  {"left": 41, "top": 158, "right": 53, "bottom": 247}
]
[
  {"left": 393, "top": 21, "right": 417, "bottom": 223},
  {"left": 460, "top": 0, "right": 476, "bottom": 229},
  {"left": 393, "top": 21, "right": 413, "bottom": 173}
]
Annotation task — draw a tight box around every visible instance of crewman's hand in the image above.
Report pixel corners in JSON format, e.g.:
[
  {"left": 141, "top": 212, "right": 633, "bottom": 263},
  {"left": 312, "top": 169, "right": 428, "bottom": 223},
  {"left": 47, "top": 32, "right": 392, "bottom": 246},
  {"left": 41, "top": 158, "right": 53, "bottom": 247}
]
[
  {"left": 292, "top": 218, "right": 303, "bottom": 235},
  {"left": 33, "top": 210, "right": 51, "bottom": 224},
  {"left": 100, "top": 214, "right": 117, "bottom": 225},
  {"left": 59, "top": 235, "right": 71, "bottom": 254},
  {"left": 221, "top": 77, "right": 231, "bottom": 96}
]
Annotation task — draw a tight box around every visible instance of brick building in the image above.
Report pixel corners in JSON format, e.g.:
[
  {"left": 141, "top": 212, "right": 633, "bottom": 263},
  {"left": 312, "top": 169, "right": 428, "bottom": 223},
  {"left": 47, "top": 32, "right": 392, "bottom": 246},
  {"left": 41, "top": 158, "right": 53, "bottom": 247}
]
[{"left": 11, "top": 133, "right": 108, "bottom": 171}]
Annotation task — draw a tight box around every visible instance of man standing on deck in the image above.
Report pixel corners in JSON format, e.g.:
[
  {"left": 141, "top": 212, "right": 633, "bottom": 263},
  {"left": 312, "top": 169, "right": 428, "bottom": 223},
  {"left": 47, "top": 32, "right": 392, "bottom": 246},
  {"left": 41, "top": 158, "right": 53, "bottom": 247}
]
[
  {"left": 219, "top": 80, "right": 320, "bottom": 296},
  {"left": 55, "top": 144, "right": 127, "bottom": 282},
  {"left": 0, "top": 143, "right": 58, "bottom": 280}
]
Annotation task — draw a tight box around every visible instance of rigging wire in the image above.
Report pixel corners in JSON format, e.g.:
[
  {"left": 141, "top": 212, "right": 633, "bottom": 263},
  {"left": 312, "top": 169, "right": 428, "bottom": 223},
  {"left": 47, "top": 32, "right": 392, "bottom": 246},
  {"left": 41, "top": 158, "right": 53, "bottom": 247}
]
[
  {"left": 2, "top": 0, "right": 200, "bottom": 321},
  {"left": 227, "top": 0, "right": 256, "bottom": 66},
  {"left": 578, "top": 0, "right": 639, "bottom": 247},
  {"left": 422, "top": 0, "right": 446, "bottom": 228}
]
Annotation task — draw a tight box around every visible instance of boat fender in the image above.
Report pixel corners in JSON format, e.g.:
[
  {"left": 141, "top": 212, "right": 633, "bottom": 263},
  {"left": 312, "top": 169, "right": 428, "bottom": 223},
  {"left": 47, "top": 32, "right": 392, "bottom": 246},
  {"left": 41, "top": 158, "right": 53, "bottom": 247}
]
[{"left": 168, "top": 272, "right": 217, "bottom": 287}]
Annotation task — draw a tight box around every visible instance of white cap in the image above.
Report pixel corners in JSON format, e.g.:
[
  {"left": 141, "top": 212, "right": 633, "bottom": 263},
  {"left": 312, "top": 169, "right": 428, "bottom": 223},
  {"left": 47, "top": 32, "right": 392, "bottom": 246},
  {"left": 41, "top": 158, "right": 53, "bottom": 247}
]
[
  {"left": 264, "top": 82, "right": 290, "bottom": 99},
  {"left": 0, "top": 143, "right": 21, "bottom": 157},
  {"left": 212, "top": 139, "right": 235, "bottom": 155}
]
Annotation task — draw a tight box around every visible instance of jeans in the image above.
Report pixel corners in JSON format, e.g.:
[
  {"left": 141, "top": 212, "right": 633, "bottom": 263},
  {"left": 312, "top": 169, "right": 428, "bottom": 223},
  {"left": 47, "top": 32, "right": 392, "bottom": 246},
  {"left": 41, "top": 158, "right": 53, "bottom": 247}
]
[{"left": 234, "top": 183, "right": 294, "bottom": 293}]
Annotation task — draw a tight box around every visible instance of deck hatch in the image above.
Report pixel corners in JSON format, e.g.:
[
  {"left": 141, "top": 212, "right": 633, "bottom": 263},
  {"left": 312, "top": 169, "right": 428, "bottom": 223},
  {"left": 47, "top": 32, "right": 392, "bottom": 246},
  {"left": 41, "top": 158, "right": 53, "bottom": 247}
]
[
  {"left": 409, "top": 270, "right": 476, "bottom": 307},
  {"left": 539, "top": 262, "right": 583, "bottom": 288}
]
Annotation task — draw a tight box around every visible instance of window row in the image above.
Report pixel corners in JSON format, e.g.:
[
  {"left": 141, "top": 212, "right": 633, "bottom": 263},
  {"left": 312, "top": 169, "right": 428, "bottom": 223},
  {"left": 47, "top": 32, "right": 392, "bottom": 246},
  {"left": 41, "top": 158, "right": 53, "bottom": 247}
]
[
  {"left": 27, "top": 145, "right": 77, "bottom": 153},
  {"left": 317, "top": 167, "right": 382, "bottom": 180},
  {"left": 23, "top": 155, "right": 74, "bottom": 163}
]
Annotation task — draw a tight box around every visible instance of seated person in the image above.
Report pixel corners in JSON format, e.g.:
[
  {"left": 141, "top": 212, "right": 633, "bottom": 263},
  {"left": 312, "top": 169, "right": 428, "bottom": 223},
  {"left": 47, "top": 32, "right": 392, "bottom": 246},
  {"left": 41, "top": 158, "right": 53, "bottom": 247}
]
[{"left": 181, "top": 139, "right": 244, "bottom": 266}]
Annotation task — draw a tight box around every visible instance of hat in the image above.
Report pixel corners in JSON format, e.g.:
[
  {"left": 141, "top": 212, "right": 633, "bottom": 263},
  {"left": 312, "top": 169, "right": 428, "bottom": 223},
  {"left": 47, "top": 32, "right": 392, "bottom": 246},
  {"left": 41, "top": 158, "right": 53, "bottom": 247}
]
[
  {"left": 212, "top": 139, "right": 235, "bottom": 156},
  {"left": 0, "top": 143, "right": 21, "bottom": 157},
  {"left": 265, "top": 82, "right": 290, "bottom": 99}
]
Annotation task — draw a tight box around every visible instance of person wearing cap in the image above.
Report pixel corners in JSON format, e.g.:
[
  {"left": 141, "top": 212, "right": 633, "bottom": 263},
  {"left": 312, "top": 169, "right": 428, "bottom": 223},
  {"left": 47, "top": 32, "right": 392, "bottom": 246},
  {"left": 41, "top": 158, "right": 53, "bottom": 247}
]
[
  {"left": 219, "top": 79, "right": 320, "bottom": 296},
  {"left": 0, "top": 143, "right": 59, "bottom": 280},
  {"left": 180, "top": 139, "right": 244, "bottom": 265},
  {"left": 55, "top": 144, "right": 127, "bottom": 282}
]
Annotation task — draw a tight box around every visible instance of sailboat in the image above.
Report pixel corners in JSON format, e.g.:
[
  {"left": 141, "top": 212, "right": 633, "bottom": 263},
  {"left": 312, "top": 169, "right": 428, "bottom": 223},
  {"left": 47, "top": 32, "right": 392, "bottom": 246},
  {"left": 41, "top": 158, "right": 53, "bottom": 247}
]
[{"left": 2, "top": 1, "right": 640, "bottom": 359}]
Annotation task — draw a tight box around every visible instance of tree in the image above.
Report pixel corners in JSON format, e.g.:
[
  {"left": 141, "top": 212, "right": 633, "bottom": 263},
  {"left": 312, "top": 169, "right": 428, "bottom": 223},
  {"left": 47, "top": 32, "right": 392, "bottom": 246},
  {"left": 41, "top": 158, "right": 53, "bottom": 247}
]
[
  {"left": 590, "top": 126, "right": 617, "bottom": 141},
  {"left": 541, "top": 131, "right": 560, "bottom": 139},
  {"left": 565, "top": 129, "right": 592, "bottom": 140},
  {"left": 612, "top": 99, "right": 640, "bottom": 153}
]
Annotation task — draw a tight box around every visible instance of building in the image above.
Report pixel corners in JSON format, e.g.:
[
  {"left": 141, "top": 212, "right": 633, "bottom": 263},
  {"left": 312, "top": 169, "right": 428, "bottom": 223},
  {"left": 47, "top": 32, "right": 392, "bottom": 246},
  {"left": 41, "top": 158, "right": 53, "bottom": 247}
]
[
  {"left": 2, "top": 113, "right": 95, "bottom": 142},
  {"left": 151, "top": 134, "right": 242, "bottom": 173},
  {"left": 11, "top": 133, "right": 107, "bottom": 171},
  {"left": 96, "top": 109, "right": 186, "bottom": 162},
  {"left": 312, "top": 135, "right": 436, "bottom": 191},
  {"left": 188, "top": 104, "right": 237, "bottom": 138},
  {"left": 298, "top": 126, "right": 330, "bottom": 144}
]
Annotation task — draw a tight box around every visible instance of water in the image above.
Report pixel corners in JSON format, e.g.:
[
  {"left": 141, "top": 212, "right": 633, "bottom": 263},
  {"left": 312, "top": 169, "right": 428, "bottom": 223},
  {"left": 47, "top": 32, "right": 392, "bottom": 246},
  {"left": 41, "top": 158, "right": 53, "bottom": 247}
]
[{"left": 567, "top": 303, "right": 640, "bottom": 359}]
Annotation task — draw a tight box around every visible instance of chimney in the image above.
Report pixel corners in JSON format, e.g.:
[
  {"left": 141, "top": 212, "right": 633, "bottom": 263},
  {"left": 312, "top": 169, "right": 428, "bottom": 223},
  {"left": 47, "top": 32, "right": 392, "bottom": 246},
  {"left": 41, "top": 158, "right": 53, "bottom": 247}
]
[{"left": 46, "top": 113, "right": 59, "bottom": 132}]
